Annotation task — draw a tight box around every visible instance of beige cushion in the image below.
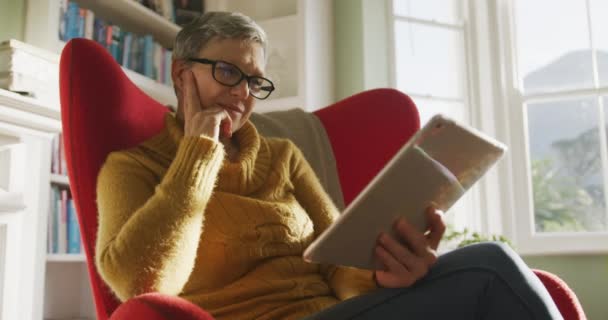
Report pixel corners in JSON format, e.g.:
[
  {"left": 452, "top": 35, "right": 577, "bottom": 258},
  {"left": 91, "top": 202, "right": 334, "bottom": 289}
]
[{"left": 250, "top": 108, "right": 346, "bottom": 211}]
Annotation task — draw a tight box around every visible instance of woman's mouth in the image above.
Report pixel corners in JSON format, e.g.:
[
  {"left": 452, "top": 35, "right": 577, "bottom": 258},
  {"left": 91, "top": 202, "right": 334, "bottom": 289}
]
[{"left": 219, "top": 104, "right": 243, "bottom": 115}]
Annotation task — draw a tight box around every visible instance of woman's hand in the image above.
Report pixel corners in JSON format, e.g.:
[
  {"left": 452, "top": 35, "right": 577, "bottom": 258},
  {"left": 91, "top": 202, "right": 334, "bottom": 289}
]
[
  {"left": 181, "top": 70, "right": 232, "bottom": 140},
  {"left": 373, "top": 207, "right": 446, "bottom": 288}
]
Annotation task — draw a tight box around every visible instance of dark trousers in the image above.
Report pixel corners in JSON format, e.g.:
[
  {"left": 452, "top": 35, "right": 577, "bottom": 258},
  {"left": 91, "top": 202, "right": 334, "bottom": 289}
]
[{"left": 304, "top": 242, "right": 562, "bottom": 320}]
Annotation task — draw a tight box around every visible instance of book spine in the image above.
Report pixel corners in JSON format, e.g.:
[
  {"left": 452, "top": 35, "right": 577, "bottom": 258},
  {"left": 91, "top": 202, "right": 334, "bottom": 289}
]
[
  {"left": 58, "top": 190, "right": 68, "bottom": 254},
  {"left": 93, "top": 18, "right": 105, "bottom": 46},
  {"left": 122, "top": 32, "right": 132, "bottom": 68},
  {"left": 78, "top": 8, "right": 87, "bottom": 38},
  {"left": 143, "top": 35, "right": 155, "bottom": 78},
  {"left": 154, "top": 43, "right": 162, "bottom": 83},
  {"left": 110, "top": 25, "right": 123, "bottom": 64},
  {"left": 164, "top": 50, "right": 173, "bottom": 85},
  {"left": 59, "top": 133, "right": 67, "bottom": 175},
  {"left": 65, "top": 1, "right": 80, "bottom": 41},
  {"left": 67, "top": 199, "right": 81, "bottom": 254},
  {"left": 58, "top": 0, "right": 69, "bottom": 41},
  {"left": 84, "top": 10, "right": 95, "bottom": 40}
]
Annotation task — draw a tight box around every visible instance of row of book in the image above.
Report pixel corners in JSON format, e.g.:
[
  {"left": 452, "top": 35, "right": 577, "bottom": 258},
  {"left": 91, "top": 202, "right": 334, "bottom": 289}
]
[
  {"left": 51, "top": 134, "right": 67, "bottom": 176},
  {"left": 59, "top": 0, "right": 173, "bottom": 85},
  {"left": 48, "top": 186, "right": 82, "bottom": 254}
]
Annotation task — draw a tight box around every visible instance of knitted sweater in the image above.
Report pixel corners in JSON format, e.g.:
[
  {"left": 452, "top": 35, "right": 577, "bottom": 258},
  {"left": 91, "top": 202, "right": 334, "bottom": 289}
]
[{"left": 95, "top": 113, "right": 377, "bottom": 320}]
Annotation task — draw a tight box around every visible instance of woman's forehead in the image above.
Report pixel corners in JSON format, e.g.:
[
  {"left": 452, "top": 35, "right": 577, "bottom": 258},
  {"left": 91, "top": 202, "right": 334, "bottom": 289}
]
[{"left": 198, "top": 38, "right": 265, "bottom": 74}]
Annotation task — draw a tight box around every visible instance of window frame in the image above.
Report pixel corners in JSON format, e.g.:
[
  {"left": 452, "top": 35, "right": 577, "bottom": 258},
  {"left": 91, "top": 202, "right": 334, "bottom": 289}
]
[
  {"left": 387, "top": 0, "right": 608, "bottom": 254},
  {"left": 494, "top": 0, "right": 608, "bottom": 254},
  {"left": 386, "top": 0, "right": 489, "bottom": 236}
]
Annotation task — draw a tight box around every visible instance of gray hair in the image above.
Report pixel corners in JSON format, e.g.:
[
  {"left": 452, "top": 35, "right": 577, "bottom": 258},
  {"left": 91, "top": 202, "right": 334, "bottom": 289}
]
[{"left": 173, "top": 11, "right": 268, "bottom": 61}]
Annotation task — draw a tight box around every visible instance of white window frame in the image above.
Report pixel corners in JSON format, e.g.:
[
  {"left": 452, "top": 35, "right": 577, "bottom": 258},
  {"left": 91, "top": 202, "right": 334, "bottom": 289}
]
[
  {"left": 386, "top": 0, "right": 506, "bottom": 238},
  {"left": 387, "top": 0, "right": 608, "bottom": 254},
  {"left": 492, "top": 0, "right": 608, "bottom": 254}
]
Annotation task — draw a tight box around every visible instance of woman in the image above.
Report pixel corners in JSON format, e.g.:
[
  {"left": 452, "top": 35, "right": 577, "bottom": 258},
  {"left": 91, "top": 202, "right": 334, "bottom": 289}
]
[{"left": 95, "top": 12, "right": 562, "bottom": 320}]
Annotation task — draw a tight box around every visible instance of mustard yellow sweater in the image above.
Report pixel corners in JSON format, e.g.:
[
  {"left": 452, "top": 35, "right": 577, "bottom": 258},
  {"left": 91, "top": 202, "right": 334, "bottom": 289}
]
[{"left": 95, "top": 113, "right": 377, "bottom": 320}]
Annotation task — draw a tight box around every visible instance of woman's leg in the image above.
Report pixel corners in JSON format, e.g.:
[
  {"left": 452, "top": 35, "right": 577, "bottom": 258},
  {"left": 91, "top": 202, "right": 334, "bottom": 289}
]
[{"left": 304, "top": 242, "right": 562, "bottom": 320}]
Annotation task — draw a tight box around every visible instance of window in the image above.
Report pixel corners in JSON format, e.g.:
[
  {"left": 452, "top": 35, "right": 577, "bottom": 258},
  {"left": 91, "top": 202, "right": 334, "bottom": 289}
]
[
  {"left": 388, "top": 0, "right": 483, "bottom": 232},
  {"left": 388, "top": 0, "right": 608, "bottom": 253},
  {"left": 503, "top": 0, "right": 608, "bottom": 253},
  {"left": 390, "top": 0, "right": 469, "bottom": 125}
]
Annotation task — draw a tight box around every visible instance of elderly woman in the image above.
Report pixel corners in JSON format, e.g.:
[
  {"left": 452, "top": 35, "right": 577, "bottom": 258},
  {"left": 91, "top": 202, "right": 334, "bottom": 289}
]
[{"left": 95, "top": 12, "right": 562, "bottom": 320}]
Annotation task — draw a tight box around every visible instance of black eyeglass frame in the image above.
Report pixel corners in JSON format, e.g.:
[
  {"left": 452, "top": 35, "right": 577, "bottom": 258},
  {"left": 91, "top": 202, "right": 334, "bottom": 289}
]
[{"left": 188, "top": 58, "right": 275, "bottom": 100}]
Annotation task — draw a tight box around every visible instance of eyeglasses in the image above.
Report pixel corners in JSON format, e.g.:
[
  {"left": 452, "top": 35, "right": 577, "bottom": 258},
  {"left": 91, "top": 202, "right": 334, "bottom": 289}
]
[{"left": 188, "top": 58, "right": 275, "bottom": 100}]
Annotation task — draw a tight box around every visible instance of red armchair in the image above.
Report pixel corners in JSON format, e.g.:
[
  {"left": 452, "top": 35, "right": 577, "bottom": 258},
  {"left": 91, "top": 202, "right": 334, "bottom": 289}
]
[{"left": 59, "top": 38, "right": 585, "bottom": 320}]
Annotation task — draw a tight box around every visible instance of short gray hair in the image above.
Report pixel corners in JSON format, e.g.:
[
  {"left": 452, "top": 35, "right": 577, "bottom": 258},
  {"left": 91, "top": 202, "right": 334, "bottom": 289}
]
[{"left": 173, "top": 11, "right": 268, "bottom": 61}]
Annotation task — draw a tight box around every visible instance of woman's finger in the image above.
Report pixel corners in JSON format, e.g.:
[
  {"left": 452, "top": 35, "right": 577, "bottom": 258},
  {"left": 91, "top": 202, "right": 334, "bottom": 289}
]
[
  {"left": 190, "top": 70, "right": 205, "bottom": 112},
  {"left": 378, "top": 233, "right": 428, "bottom": 279},
  {"left": 374, "top": 245, "right": 416, "bottom": 288},
  {"left": 375, "top": 244, "right": 407, "bottom": 274},
  {"left": 181, "top": 70, "right": 193, "bottom": 120},
  {"left": 426, "top": 207, "right": 446, "bottom": 250},
  {"left": 220, "top": 110, "right": 233, "bottom": 138},
  {"left": 394, "top": 218, "right": 436, "bottom": 266}
]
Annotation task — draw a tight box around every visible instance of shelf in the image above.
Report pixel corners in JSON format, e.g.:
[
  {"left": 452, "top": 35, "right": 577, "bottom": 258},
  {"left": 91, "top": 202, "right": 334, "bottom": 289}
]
[
  {"left": 56, "top": 40, "right": 177, "bottom": 108},
  {"left": 74, "top": 0, "right": 180, "bottom": 49},
  {"left": 47, "top": 254, "right": 86, "bottom": 263},
  {"left": 0, "top": 191, "right": 26, "bottom": 213},
  {"left": 50, "top": 174, "right": 70, "bottom": 186},
  {"left": 123, "top": 68, "right": 177, "bottom": 107}
]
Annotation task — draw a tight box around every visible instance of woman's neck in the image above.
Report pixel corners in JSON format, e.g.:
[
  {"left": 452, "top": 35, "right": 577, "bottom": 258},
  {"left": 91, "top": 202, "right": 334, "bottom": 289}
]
[{"left": 220, "top": 136, "right": 239, "bottom": 162}]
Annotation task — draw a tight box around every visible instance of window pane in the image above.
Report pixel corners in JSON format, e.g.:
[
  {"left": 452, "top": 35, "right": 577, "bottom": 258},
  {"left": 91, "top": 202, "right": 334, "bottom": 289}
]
[
  {"left": 527, "top": 98, "right": 607, "bottom": 232},
  {"left": 393, "top": 0, "right": 461, "bottom": 24},
  {"left": 590, "top": 0, "right": 608, "bottom": 87},
  {"left": 515, "top": 0, "right": 593, "bottom": 94},
  {"left": 412, "top": 97, "right": 466, "bottom": 126},
  {"left": 394, "top": 21, "right": 465, "bottom": 99}
]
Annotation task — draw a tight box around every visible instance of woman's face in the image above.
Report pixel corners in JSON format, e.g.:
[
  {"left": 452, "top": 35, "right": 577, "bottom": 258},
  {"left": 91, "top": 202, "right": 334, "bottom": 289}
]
[{"left": 174, "top": 37, "right": 266, "bottom": 135}]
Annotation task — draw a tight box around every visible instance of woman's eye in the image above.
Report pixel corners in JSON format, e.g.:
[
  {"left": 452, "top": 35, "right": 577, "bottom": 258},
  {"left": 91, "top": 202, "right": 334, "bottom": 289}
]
[{"left": 218, "top": 65, "right": 239, "bottom": 77}]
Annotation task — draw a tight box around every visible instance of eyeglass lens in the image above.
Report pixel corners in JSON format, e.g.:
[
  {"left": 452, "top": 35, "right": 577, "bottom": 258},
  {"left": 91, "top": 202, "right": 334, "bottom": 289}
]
[{"left": 214, "top": 62, "right": 273, "bottom": 98}]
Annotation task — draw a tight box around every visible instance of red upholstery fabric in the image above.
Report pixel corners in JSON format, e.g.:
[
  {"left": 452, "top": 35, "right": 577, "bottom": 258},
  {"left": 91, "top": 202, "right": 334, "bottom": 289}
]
[
  {"left": 314, "top": 89, "right": 419, "bottom": 205},
  {"left": 59, "top": 38, "right": 169, "bottom": 319},
  {"left": 533, "top": 269, "right": 587, "bottom": 320},
  {"left": 59, "top": 38, "right": 584, "bottom": 320},
  {"left": 109, "top": 293, "right": 214, "bottom": 320}
]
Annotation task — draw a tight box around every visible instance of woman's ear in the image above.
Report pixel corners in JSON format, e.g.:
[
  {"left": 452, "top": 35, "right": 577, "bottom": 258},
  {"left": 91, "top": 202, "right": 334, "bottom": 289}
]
[{"left": 171, "top": 59, "right": 188, "bottom": 93}]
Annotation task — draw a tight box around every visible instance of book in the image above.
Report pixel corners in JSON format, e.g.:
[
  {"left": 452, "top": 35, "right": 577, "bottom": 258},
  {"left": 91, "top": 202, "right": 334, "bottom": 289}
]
[
  {"left": 67, "top": 199, "right": 81, "bottom": 254},
  {"left": 303, "top": 114, "right": 507, "bottom": 270}
]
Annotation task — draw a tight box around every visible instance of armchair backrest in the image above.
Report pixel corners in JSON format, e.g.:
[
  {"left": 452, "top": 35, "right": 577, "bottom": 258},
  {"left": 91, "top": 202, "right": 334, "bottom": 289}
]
[
  {"left": 60, "top": 39, "right": 169, "bottom": 319},
  {"left": 59, "top": 38, "right": 419, "bottom": 319}
]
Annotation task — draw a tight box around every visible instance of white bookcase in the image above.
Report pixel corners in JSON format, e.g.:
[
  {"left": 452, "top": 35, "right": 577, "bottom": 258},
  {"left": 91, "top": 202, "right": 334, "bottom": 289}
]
[
  {"left": 206, "top": 0, "right": 335, "bottom": 112},
  {"left": 13, "top": 0, "right": 334, "bottom": 319}
]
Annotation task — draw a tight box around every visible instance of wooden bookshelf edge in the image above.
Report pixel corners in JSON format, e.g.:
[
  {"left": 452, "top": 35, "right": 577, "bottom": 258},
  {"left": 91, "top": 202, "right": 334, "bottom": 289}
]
[{"left": 46, "top": 254, "right": 87, "bottom": 262}]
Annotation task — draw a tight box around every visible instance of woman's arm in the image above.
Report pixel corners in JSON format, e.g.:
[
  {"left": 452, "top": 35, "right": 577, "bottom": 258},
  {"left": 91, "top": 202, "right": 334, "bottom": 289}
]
[
  {"left": 289, "top": 142, "right": 378, "bottom": 300},
  {"left": 95, "top": 136, "right": 224, "bottom": 301}
]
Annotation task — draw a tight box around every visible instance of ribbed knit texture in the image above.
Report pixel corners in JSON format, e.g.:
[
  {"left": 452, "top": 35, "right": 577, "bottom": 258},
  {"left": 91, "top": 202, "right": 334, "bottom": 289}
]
[{"left": 95, "top": 113, "right": 377, "bottom": 320}]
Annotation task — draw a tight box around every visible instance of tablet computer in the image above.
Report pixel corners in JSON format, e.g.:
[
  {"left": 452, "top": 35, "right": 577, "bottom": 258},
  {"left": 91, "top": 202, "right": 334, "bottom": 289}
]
[{"left": 302, "top": 114, "right": 507, "bottom": 270}]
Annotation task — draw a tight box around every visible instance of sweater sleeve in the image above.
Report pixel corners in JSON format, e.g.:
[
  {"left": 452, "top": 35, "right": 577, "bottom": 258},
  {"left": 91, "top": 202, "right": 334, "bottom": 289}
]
[
  {"left": 95, "top": 136, "right": 224, "bottom": 301},
  {"left": 289, "top": 142, "right": 377, "bottom": 301}
]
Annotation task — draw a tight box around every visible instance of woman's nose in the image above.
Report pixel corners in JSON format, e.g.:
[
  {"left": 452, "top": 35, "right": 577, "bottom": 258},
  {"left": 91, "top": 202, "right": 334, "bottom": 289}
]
[{"left": 230, "top": 78, "right": 250, "bottom": 99}]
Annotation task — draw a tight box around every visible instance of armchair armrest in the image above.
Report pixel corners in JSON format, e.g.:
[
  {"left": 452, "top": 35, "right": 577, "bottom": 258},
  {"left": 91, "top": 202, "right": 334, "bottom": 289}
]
[{"left": 109, "top": 293, "right": 215, "bottom": 320}]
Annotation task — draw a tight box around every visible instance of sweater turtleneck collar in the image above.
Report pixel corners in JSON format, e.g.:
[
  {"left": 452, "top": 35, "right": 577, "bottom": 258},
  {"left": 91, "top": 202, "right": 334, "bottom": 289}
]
[{"left": 163, "top": 113, "right": 271, "bottom": 195}]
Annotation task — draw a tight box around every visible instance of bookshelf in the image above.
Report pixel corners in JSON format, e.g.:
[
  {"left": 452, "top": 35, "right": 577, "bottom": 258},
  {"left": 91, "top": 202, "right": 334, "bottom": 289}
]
[
  {"left": 73, "top": 0, "right": 180, "bottom": 49},
  {"left": 12, "top": 0, "right": 334, "bottom": 319},
  {"left": 50, "top": 174, "right": 69, "bottom": 186},
  {"left": 47, "top": 253, "right": 87, "bottom": 263},
  {"left": 19, "top": 1, "right": 185, "bottom": 319},
  {"left": 204, "top": 0, "right": 335, "bottom": 112}
]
